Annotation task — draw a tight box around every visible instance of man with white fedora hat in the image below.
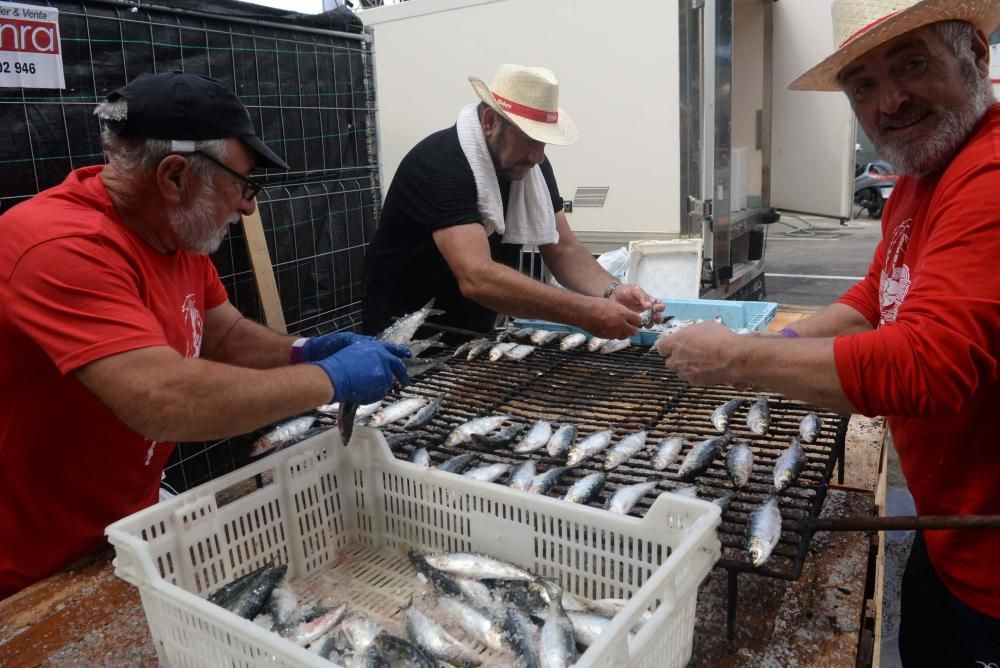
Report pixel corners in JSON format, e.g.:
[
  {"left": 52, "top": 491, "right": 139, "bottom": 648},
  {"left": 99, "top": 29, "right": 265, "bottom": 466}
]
[
  {"left": 364, "top": 64, "right": 662, "bottom": 340},
  {"left": 657, "top": 0, "right": 1000, "bottom": 663}
]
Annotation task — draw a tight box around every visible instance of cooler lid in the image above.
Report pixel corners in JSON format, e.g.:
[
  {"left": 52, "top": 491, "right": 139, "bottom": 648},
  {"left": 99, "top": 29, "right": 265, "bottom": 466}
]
[{"left": 624, "top": 239, "right": 703, "bottom": 299}]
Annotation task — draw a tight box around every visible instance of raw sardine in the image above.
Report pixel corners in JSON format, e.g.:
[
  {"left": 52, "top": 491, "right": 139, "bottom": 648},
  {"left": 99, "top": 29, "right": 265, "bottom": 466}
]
[
  {"left": 773, "top": 436, "right": 805, "bottom": 491},
  {"left": 410, "top": 448, "right": 431, "bottom": 467},
  {"left": 676, "top": 433, "right": 731, "bottom": 480},
  {"left": 565, "top": 610, "right": 615, "bottom": 648},
  {"left": 546, "top": 423, "right": 578, "bottom": 458},
  {"left": 405, "top": 604, "right": 482, "bottom": 668},
  {"left": 530, "top": 329, "right": 562, "bottom": 346},
  {"left": 503, "top": 344, "right": 536, "bottom": 360},
  {"left": 437, "top": 453, "right": 478, "bottom": 474},
  {"left": 404, "top": 396, "right": 443, "bottom": 430},
  {"left": 651, "top": 436, "right": 685, "bottom": 470},
  {"left": 466, "top": 339, "right": 494, "bottom": 361},
  {"left": 711, "top": 398, "right": 747, "bottom": 432},
  {"left": 369, "top": 397, "right": 428, "bottom": 428},
  {"left": 725, "top": 442, "right": 754, "bottom": 488},
  {"left": 445, "top": 415, "right": 510, "bottom": 447},
  {"left": 372, "top": 632, "right": 437, "bottom": 668},
  {"left": 559, "top": 332, "right": 587, "bottom": 351},
  {"left": 471, "top": 423, "right": 525, "bottom": 448},
  {"left": 747, "top": 495, "right": 782, "bottom": 567},
  {"left": 407, "top": 332, "right": 447, "bottom": 357},
  {"left": 378, "top": 298, "right": 444, "bottom": 345},
  {"left": 563, "top": 472, "right": 607, "bottom": 504},
  {"left": 746, "top": 395, "right": 771, "bottom": 435},
  {"left": 503, "top": 607, "right": 541, "bottom": 668},
  {"left": 355, "top": 400, "right": 384, "bottom": 423},
  {"left": 529, "top": 466, "right": 570, "bottom": 495},
  {"left": 385, "top": 431, "right": 424, "bottom": 449},
  {"left": 488, "top": 341, "right": 518, "bottom": 361},
  {"left": 424, "top": 552, "right": 535, "bottom": 581},
  {"left": 437, "top": 597, "right": 508, "bottom": 651},
  {"left": 463, "top": 462, "right": 512, "bottom": 482},
  {"left": 566, "top": 429, "right": 614, "bottom": 466},
  {"left": 507, "top": 460, "right": 537, "bottom": 491},
  {"left": 587, "top": 337, "right": 609, "bottom": 352},
  {"left": 453, "top": 338, "right": 490, "bottom": 358},
  {"left": 599, "top": 338, "right": 631, "bottom": 354},
  {"left": 514, "top": 420, "right": 552, "bottom": 454},
  {"left": 800, "top": 413, "right": 823, "bottom": 442},
  {"left": 603, "top": 430, "right": 648, "bottom": 470},
  {"left": 251, "top": 417, "right": 317, "bottom": 457},
  {"left": 539, "top": 590, "right": 577, "bottom": 667},
  {"left": 605, "top": 481, "right": 657, "bottom": 515}
]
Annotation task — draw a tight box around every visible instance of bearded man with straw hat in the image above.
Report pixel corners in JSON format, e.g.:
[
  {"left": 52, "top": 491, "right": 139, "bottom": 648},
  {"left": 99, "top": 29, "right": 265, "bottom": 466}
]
[
  {"left": 656, "top": 1, "right": 1000, "bottom": 663},
  {"left": 363, "top": 64, "right": 662, "bottom": 341}
]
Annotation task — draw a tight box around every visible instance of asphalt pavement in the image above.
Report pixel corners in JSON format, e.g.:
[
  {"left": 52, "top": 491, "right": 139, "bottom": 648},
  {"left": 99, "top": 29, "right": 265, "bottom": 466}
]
[{"left": 762, "top": 212, "right": 882, "bottom": 307}]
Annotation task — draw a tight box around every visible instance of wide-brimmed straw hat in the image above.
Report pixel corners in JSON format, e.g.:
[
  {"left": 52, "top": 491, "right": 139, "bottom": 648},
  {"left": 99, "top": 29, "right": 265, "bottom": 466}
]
[
  {"left": 469, "top": 64, "right": 578, "bottom": 146},
  {"left": 789, "top": 0, "right": 1000, "bottom": 92}
]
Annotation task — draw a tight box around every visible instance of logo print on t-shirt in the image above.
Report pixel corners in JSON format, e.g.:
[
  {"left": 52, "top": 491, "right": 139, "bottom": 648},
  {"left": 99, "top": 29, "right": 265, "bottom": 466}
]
[
  {"left": 181, "top": 293, "right": 203, "bottom": 358},
  {"left": 879, "top": 219, "right": 912, "bottom": 327}
]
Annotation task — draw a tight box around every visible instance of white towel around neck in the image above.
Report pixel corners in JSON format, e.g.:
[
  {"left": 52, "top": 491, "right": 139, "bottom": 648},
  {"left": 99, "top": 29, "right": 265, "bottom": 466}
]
[{"left": 455, "top": 103, "right": 559, "bottom": 246}]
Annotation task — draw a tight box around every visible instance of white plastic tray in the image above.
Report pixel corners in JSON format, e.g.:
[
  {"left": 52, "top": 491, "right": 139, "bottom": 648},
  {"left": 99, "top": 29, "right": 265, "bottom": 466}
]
[
  {"left": 107, "top": 429, "right": 720, "bottom": 667},
  {"left": 624, "top": 239, "right": 704, "bottom": 299}
]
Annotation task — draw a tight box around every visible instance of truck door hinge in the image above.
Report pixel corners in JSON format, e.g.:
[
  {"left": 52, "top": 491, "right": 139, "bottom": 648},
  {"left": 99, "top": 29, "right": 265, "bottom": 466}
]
[{"left": 688, "top": 196, "right": 712, "bottom": 219}]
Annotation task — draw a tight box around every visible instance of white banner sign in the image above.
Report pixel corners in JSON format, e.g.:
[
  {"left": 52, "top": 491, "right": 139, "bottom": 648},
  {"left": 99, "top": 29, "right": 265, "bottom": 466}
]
[{"left": 0, "top": 2, "right": 64, "bottom": 89}]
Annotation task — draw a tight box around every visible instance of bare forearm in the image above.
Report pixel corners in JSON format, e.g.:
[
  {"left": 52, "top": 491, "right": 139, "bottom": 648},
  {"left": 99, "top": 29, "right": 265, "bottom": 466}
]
[
  {"left": 206, "top": 316, "right": 297, "bottom": 368},
  {"left": 781, "top": 303, "right": 873, "bottom": 338},
  {"left": 729, "top": 337, "right": 856, "bottom": 414},
  {"left": 541, "top": 242, "right": 614, "bottom": 297}
]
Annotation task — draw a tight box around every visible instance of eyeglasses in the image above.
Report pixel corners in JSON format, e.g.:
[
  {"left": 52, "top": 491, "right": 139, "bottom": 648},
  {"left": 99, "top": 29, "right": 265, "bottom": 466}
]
[{"left": 185, "top": 151, "right": 263, "bottom": 201}]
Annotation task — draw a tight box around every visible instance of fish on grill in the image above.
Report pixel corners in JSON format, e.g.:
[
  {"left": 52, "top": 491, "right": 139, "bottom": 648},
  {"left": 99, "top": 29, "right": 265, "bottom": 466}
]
[
  {"left": 385, "top": 431, "right": 425, "bottom": 449},
  {"left": 463, "top": 462, "right": 512, "bottom": 482},
  {"left": 471, "top": 422, "right": 526, "bottom": 448},
  {"left": 404, "top": 396, "right": 443, "bottom": 430},
  {"left": 507, "top": 460, "right": 537, "bottom": 491},
  {"left": 529, "top": 466, "right": 570, "bottom": 495},
  {"left": 437, "top": 453, "right": 478, "bottom": 474},
  {"left": 453, "top": 338, "right": 490, "bottom": 358},
  {"left": 599, "top": 338, "right": 631, "bottom": 354},
  {"left": 251, "top": 416, "right": 317, "bottom": 457},
  {"left": 407, "top": 332, "right": 447, "bottom": 357},
  {"left": 713, "top": 493, "right": 735, "bottom": 512},
  {"left": 530, "top": 329, "right": 564, "bottom": 346},
  {"left": 773, "top": 436, "right": 806, "bottom": 491},
  {"left": 378, "top": 298, "right": 444, "bottom": 346},
  {"left": 546, "top": 423, "right": 579, "bottom": 458},
  {"left": 673, "top": 484, "right": 699, "bottom": 498},
  {"left": 711, "top": 398, "right": 747, "bottom": 432},
  {"left": 587, "top": 336, "right": 609, "bottom": 352},
  {"left": 604, "top": 430, "right": 648, "bottom": 470},
  {"left": 514, "top": 420, "right": 552, "bottom": 454},
  {"left": 676, "top": 433, "right": 731, "bottom": 480},
  {"left": 566, "top": 428, "right": 614, "bottom": 466},
  {"left": 488, "top": 341, "right": 518, "bottom": 361},
  {"left": 800, "top": 412, "right": 823, "bottom": 442},
  {"left": 503, "top": 344, "right": 536, "bottom": 360},
  {"left": 725, "top": 441, "right": 754, "bottom": 488},
  {"left": 369, "top": 397, "right": 427, "bottom": 428},
  {"left": 466, "top": 339, "right": 494, "bottom": 361},
  {"left": 559, "top": 332, "right": 588, "bottom": 351},
  {"left": 746, "top": 395, "right": 771, "bottom": 435},
  {"left": 445, "top": 415, "right": 511, "bottom": 446},
  {"left": 563, "top": 472, "right": 607, "bottom": 504},
  {"left": 605, "top": 481, "right": 657, "bottom": 515},
  {"left": 354, "top": 400, "right": 383, "bottom": 423},
  {"left": 747, "top": 495, "right": 783, "bottom": 568},
  {"left": 651, "top": 436, "right": 685, "bottom": 470}
]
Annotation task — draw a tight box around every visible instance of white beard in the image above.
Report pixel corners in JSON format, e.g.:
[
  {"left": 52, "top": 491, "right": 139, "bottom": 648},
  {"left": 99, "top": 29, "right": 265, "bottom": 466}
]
[{"left": 169, "top": 183, "right": 239, "bottom": 255}]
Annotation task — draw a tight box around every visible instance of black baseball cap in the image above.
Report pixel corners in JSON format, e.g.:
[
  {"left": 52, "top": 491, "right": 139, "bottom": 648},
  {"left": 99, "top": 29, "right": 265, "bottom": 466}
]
[{"left": 105, "top": 71, "right": 289, "bottom": 170}]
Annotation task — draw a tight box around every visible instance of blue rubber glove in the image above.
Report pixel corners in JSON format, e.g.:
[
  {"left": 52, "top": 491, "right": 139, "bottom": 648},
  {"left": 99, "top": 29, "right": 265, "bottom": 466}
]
[
  {"left": 297, "top": 332, "right": 412, "bottom": 364},
  {"left": 310, "top": 341, "right": 411, "bottom": 404}
]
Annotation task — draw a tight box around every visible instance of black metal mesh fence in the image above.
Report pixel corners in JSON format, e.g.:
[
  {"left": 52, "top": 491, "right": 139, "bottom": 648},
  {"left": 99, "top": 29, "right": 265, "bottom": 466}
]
[{"left": 0, "top": 0, "right": 379, "bottom": 491}]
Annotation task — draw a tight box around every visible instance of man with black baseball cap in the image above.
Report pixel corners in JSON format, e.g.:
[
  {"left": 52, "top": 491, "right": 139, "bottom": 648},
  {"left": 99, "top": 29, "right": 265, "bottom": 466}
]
[{"left": 0, "top": 71, "right": 408, "bottom": 598}]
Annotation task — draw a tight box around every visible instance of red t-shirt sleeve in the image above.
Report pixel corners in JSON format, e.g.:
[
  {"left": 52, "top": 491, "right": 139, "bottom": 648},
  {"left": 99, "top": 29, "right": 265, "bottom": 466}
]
[
  {"left": 833, "top": 164, "right": 1000, "bottom": 417},
  {"left": 201, "top": 257, "right": 228, "bottom": 310},
  {"left": 9, "top": 236, "right": 171, "bottom": 374}
]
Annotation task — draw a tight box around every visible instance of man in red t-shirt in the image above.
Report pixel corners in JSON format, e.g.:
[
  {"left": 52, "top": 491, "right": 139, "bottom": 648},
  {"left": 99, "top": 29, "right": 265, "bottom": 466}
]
[
  {"left": 657, "top": 1, "right": 1000, "bottom": 664},
  {"left": 0, "top": 72, "right": 410, "bottom": 599}
]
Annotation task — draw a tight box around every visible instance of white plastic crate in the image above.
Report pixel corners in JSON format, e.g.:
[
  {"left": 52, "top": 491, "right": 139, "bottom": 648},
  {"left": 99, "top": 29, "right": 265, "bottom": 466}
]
[{"left": 107, "top": 429, "right": 721, "bottom": 667}]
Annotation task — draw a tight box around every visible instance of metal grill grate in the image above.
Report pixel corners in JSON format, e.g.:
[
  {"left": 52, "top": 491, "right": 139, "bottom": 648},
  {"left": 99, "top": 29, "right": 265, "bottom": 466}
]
[{"left": 369, "top": 344, "right": 847, "bottom": 580}]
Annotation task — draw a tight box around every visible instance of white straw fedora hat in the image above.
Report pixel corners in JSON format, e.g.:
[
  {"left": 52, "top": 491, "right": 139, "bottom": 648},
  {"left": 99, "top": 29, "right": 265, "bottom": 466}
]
[
  {"left": 469, "top": 64, "right": 578, "bottom": 146},
  {"left": 789, "top": 0, "right": 1000, "bottom": 92}
]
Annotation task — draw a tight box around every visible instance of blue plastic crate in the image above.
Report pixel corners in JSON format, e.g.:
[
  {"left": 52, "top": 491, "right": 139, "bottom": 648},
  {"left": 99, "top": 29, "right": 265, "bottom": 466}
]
[{"left": 513, "top": 298, "right": 777, "bottom": 346}]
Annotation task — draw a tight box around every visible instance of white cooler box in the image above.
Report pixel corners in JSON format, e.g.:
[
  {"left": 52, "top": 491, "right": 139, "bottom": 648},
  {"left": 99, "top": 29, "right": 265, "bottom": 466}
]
[{"left": 106, "top": 429, "right": 721, "bottom": 667}]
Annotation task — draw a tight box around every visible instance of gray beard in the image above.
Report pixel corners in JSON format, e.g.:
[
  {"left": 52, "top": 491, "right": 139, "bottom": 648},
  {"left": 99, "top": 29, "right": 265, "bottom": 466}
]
[
  {"left": 873, "top": 71, "right": 994, "bottom": 177},
  {"left": 169, "top": 185, "right": 238, "bottom": 255}
]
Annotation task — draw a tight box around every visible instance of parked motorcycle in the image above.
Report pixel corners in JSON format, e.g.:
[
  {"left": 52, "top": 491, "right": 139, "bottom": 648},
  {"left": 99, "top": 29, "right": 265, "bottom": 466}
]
[{"left": 854, "top": 161, "right": 897, "bottom": 218}]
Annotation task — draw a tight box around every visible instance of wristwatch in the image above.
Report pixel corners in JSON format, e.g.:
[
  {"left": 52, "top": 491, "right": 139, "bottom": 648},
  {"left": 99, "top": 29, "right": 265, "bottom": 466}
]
[{"left": 603, "top": 281, "right": 620, "bottom": 299}]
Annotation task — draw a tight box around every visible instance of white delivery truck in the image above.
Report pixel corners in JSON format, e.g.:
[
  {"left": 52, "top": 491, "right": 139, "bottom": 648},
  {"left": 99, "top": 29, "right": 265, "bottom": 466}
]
[{"left": 361, "top": 0, "right": 855, "bottom": 300}]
